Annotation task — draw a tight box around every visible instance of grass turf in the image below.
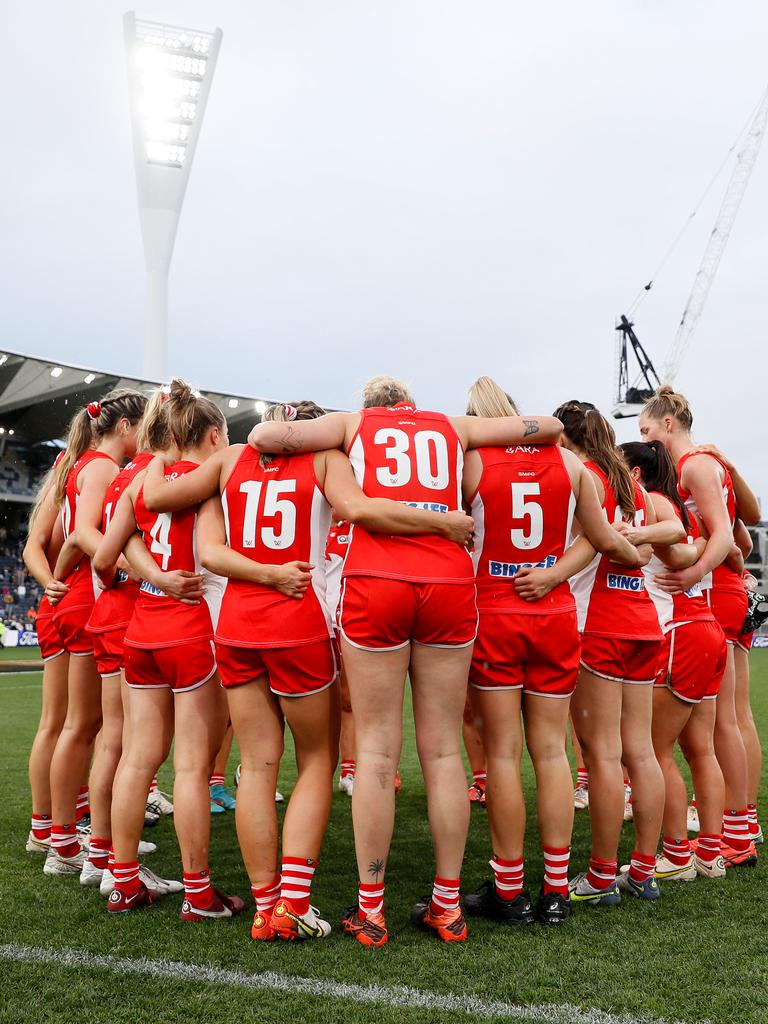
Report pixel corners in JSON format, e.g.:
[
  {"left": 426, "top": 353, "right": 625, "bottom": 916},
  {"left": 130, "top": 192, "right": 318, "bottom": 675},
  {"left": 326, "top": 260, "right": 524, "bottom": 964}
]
[{"left": 1, "top": 655, "right": 767, "bottom": 1024}]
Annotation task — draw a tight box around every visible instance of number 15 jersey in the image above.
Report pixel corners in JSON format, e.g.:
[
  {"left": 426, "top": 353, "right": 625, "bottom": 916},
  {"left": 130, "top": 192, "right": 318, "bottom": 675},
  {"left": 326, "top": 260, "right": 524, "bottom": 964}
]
[
  {"left": 217, "top": 447, "right": 333, "bottom": 648},
  {"left": 344, "top": 403, "right": 474, "bottom": 584}
]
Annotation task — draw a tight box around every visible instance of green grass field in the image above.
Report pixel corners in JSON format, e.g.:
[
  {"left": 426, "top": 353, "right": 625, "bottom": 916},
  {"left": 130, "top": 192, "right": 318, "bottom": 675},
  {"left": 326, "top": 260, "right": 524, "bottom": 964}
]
[{"left": 1, "top": 655, "right": 767, "bottom": 1024}]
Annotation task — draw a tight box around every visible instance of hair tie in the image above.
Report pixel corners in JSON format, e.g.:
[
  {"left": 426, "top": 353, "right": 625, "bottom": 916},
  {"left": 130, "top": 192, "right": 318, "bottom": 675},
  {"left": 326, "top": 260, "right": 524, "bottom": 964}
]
[
  {"left": 86, "top": 401, "right": 102, "bottom": 420},
  {"left": 161, "top": 391, "right": 170, "bottom": 403},
  {"left": 283, "top": 404, "right": 298, "bottom": 421}
]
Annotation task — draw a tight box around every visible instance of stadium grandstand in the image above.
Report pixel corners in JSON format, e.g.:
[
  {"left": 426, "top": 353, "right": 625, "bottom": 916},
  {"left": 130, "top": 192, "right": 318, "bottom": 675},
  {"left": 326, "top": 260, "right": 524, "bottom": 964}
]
[
  {"left": 0, "top": 346, "right": 338, "bottom": 652},
  {"left": 0, "top": 346, "right": 764, "bottom": 651}
]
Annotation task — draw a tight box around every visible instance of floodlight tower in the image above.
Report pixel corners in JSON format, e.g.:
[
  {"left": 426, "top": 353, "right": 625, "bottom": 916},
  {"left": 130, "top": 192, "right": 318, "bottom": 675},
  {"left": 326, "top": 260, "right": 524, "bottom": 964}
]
[{"left": 124, "top": 12, "right": 222, "bottom": 380}]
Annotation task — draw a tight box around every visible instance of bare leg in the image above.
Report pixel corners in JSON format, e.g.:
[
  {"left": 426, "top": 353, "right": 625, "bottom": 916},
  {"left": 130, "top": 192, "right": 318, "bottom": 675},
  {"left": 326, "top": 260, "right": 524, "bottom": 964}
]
[
  {"left": 651, "top": 688, "right": 693, "bottom": 838},
  {"left": 734, "top": 646, "right": 761, "bottom": 806},
  {"left": 50, "top": 654, "right": 103, "bottom": 827},
  {"left": 339, "top": 660, "right": 356, "bottom": 768},
  {"left": 473, "top": 688, "right": 524, "bottom": 857},
  {"left": 211, "top": 723, "right": 234, "bottom": 780},
  {"left": 679, "top": 701, "right": 725, "bottom": 837},
  {"left": 463, "top": 691, "right": 486, "bottom": 781},
  {"left": 620, "top": 684, "right": 664, "bottom": 858},
  {"left": 88, "top": 677, "right": 124, "bottom": 841},
  {"left": 29, "top": 653, "right": 69, "bottom": 818},
  {"left": 523, "top": 694, "right": 574, "bottom": 849},
  {"left": 410, "top": 642, "right": 473, "bottom": 880},
  {"left": 713, "top": 646, "right": 748, "bottom": 809}
]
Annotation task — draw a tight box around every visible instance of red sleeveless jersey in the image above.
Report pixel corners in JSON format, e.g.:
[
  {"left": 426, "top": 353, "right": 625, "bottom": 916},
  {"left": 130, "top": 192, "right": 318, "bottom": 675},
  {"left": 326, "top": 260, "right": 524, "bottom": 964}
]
[
  {"left": 643, "top": 493, "right": 714, "bottom": 633},
  {"left": 217, "top": 448, "right": 332, "bottom": 647},
  {"left": 470, "top": 444, "right": 576, "bottom": 615},
  {"left": 569, "top": 462, "right": 660, "bottom": 640},
  {"left": 344, "top": 403, "right": 473, "bottom": 583},
  {"left": 677, "top": 450, "right": 742, "bottom": 593},
  {"left": 87, "top": 452, "right": 153, "bottom": 634},
  {"left": 124, "top": 460, "right": 214, "bottom": 649},
  {"left": 58, "top": 450, "right": 117, "bottom": 610}
]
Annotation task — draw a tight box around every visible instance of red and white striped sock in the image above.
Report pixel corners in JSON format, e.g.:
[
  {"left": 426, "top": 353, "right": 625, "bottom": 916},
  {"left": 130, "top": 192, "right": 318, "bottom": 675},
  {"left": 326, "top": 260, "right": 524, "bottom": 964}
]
[
  {"left": 628, "top": 851, "right": 655, "bottom": 885},
  {"left": 280, "top": 857, "right": 316, "bottom": 915},
  {"left": 747, "top": 803, "right": 759, "bottom": 839},
  {"left": 75, "top": 786, "right": 89, "bottom": 822},
  {"left": 662, "top": 835, "right": 691, "bottom": 866},
  {"left": 183, "top": 868, "right": 213, "bottom": 907},
  {"left": 490, "top": 854, "right": 524, "bottom": 901},
  {"left": 340, "top": 760, "right": 355, "bottom": 779},
  {"left": 149, "top": 774, "right": 160, "bottom": 794},
  {"left": 358, "top": 881, "right": 384, "bottom": 918},
  {"left": 472, "top": 770, "right": 487, "bottom": 787},
  {"left": 107, "top": 850, "right": 116, "bottom": 874},
  {"left": 576, "top": 769, "right": 588, "bottom": 789},
  {"left": 209, "top": 774, "right": 225, "bottom": 788},
  {"left": 696, "top": 833, "right": 722, "bottom": 864},
  {"left": 585, "top": 856, "right": 617, "bottom": 891},
  {"left": 88, "top": 836, "right": 111, "bottom": 869},
  {"left": 50, "top": 823, "right": 80, "bottom": 859},
  {"left": 723, "top": 808, "right": 750, "bottom": 852},
  {"left": 542, "top": 846, "right": 570, "bottom": 896},
  {"left": 113, "top": 860, "right": 140, "bottom": 896},
  {"left": 31, "top": 814, "right": 52, "bottom": 841},
  {"left": 251, "top": 875, "right": 280, "bottom": 916},
  {"left": 690, "top": 795, "right": 697, "bottom": 809},
  {"left": 430, "top": 876, "right": 460, "bottom": 915}
]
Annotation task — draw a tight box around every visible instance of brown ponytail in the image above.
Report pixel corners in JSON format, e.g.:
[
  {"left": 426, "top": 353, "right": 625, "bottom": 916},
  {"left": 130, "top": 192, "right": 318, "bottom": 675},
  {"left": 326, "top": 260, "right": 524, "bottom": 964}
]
[
  {"left": 620, "top": 440, "right": 691, "bottom": 530},
  {"left": 52, "top": 388, "right": 147, "bottom": 506},
  {"left": 166, "top": 379, "right": 225, "bottom": 451},
  {"left": 136, "top": 389, "right": 172, "bottom": 454},
  {"left": 554, "top": 400, "right": 636, "bottom": 519},
  {"left": 260, "top": 400, "right": 326, "bottom": 468},
  {"left": 642, "top": 385, "right": 693, "bottom": 431}
]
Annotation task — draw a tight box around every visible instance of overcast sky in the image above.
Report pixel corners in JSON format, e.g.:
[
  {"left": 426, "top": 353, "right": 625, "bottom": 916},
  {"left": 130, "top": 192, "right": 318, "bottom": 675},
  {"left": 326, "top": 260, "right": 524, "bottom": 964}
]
[{"left": 2, "top": 1, "right": 766, "bottom": 502}]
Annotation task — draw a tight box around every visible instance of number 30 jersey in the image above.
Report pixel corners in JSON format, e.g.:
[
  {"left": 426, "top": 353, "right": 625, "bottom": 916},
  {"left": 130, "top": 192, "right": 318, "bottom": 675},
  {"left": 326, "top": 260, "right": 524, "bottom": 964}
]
[
  {"left": 217, "top": 448, "right": 333, "bottom": 648},
  {"left": 470, "top": 444, "right": 576, "bottom": 615},
  {"left": 124, "top": 460, "right": 215, "bottom": 650},
  {"left": 344, "top": 403, "right": 474, "bottom": 584}
]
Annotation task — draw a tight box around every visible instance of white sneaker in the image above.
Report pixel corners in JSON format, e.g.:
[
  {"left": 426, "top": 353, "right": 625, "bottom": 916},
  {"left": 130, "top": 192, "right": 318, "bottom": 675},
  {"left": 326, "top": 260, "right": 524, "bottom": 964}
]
[
  {"left": 138, "top": 839, "right": 157, "bottom": 856},
  {"left": 80, "top": 859, "right": 106, "bottom": 888},
  {"left": 146, "top": 790, "right": 174, "bottom": 816},
  {"left": 43, "top": 847, "right": 87, "bottom": 876},
  {"left": 694, "top": 854, "right": 726, "bottom": 879},
  {"left": 573, "top": 786, "right": 589, "bottom": 811},
  {"left": 753, "top": 825, "right": 764, "bottom": 845},
  {"left": 272, "top": 900, "right": 332, "bottom": 939},
  {"left": 623, "top": 784, "right": 633, "bottom": 822},
  {"left": 653, "top": 854, "right": 696, "bottom": 881},
  {"left": 338, "top": 775, "right": 354, "bottom": 796},
  {"left": 275, "top": 790, "right": 284, "bottom": 803},
  {"left": 26, "top": 831, "right": 51, "bottom": 854},
  {"left": 99, "top": 864, "right": 183, "bottom": 898},
  {"left": 687, "top": 805, "right": 700, "bottom": 833}
]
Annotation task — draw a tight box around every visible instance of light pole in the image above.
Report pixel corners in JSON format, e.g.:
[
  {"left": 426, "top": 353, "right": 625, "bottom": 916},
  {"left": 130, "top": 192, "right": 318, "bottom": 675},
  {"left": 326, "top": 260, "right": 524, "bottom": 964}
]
[{"left": 124, "top": 12, "right": 222, "bottom": 380}]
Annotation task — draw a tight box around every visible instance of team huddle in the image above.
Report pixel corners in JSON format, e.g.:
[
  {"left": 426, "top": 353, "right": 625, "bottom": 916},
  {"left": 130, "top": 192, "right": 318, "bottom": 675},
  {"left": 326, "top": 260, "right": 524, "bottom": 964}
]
[{"left": 22, "top": 373, "right": 764, "bottom": 945}]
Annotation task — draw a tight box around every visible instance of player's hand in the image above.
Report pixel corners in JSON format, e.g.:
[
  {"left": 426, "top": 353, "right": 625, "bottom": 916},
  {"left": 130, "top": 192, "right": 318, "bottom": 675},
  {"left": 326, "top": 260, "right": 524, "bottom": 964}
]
[
  {"left": 613, "top": 520, "right": 646, "bottom": 546},
  {"left": 44, "top": 579, "right": 69, "bottom": 606},
  {"left": 513, "top": 566, "right": 559, "bottom": 601},
  {"left": 274, "top": 561, "right": 313, "bottom": 599},
  {"left": 694, "top": 443, "right": 733, "bottom": 472},
  {"left": 162, "top": 570, "right": 205, "bottom": 605},
  {"left": 441, "top": 511, "right": 475, "bottom": 548},
  {"left": 654, "top": 564, "right": 702, "bottom": 595}
]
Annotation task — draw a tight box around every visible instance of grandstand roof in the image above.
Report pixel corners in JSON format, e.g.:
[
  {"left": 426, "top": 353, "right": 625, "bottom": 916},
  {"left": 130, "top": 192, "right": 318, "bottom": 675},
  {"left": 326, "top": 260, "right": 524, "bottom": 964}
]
[{"left": 0, "top": 347, "right": 304, "bottom": 447}]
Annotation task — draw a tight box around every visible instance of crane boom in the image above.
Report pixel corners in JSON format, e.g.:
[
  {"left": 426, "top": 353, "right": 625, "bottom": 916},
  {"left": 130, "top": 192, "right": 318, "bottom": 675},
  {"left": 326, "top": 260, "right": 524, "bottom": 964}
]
[{"left": 663, "top": 87, "right": 768, "bottom": 382}]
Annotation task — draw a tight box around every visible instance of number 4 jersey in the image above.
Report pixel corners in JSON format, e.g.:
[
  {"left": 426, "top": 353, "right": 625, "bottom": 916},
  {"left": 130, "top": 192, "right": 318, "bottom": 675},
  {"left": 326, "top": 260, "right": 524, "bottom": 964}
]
[
  {"left": 344, "top": 403, "right": 474, "bottom": 583},
  {"left": 124, "top": 460, "right": 217, "bottom": 650},
  {"left": 470, "top": 444, "right": 576, "bottom": 614},
  {"left": 217, "top": 447, "right": 333, "bottom": 647}
]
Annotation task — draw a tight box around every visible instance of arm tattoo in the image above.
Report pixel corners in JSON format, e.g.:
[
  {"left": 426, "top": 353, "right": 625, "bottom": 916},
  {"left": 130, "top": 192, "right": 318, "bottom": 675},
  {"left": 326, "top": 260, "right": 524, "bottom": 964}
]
[
  {"left": 368, "top": 858, "right": 385, "bottom": 881},
  {"left": 523, "top": 419, "right": 540, "bottom": 438},
  {"left": 279, "top": 427, "right": 304, "bottom": 453}
]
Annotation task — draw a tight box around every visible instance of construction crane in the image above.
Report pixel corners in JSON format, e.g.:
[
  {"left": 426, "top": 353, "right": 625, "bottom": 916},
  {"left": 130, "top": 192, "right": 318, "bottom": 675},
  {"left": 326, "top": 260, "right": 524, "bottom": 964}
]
[{"left": 613, "top": 85, "right": 768, "bottom": 418}]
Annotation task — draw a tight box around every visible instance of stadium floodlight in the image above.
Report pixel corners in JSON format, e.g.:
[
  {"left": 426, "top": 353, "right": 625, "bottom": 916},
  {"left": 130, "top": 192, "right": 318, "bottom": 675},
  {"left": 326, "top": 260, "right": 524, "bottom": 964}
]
[
  {"left": 124, "top": 12, "right": 222, "bottom": 380},
  {"left": 50, "top": 367, "right": 63, "bottom": 378},
  {"left": 227, "top": 398, "right": 239, "bottom": 409},
  {"left": 83, "top": 373, "right": 96, "bottom": 384},
  {"left": 254, "top": 400, "right": 266, "bottom": 414}
]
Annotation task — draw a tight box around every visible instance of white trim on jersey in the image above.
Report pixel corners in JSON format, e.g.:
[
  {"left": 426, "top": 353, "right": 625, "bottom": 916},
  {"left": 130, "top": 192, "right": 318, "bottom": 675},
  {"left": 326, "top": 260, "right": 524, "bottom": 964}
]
[
  {"left": 470, "top": 492, "right": 485, "bottom": 577},
  {"left": 309, "top": 485, "right": 333, "bottom": 638},
  {"left": 569, "top": 552, "right": 600, "bottom": 634},
  {"left": 644, "top": 552, "right": 674, "bottom": 632}
]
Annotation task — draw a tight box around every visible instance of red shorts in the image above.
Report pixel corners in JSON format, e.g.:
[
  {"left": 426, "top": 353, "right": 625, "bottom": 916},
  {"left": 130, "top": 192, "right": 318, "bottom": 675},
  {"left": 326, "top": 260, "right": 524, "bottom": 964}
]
[
  {"left": 53, "top": 604, "right": 95, "bottom": 656},
  {"left": 580, "top": 634, "right": 661, "bottom": 685},
  {"left": 339, "top": 576, "right": 477, "bottom": 651},
  {"left": 216, "top": 639, "right": 337, "bottom": 698},
  {"left": 708, "top": 586, "right": 748, "bottom": 645},
  {"left": 470, "top": 610, "right": 580, "bottom": 698},
  {"left": 36, "top": 612, "right": 65, "bottom": 662},
  {"left": 92, "top": 628, "right": 126, "bottom": 679},
  {"left": 655, "top": 621, "right": 727, "bottom": 703},
  {"left": 124, "top": 641, "right": 217, "bottom": 693},
  {"left": 737, "top": 633, "right": 754, "bottom": 653}
]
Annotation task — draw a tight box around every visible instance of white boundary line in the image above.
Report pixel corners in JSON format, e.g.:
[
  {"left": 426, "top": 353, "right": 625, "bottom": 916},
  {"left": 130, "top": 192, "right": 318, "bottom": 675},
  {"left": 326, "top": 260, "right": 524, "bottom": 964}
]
[{"left": 0, "top": 943, "right": 704, "bottom": 1024}]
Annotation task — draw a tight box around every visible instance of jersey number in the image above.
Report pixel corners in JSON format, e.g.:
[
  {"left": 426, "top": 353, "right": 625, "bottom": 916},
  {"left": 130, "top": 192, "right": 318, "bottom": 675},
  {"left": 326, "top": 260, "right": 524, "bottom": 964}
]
[
  {"left": 511, "top": 483, "right": 544, "bottom": 550},
  {"left": 149, "top": 513, "right": 172, "bottom": 570},
  {"left": 374, "top": 428, "right": 450, "bottom": 489},
  {"left": 239, "top": 480, "right": 297, "bottom": 550}
]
